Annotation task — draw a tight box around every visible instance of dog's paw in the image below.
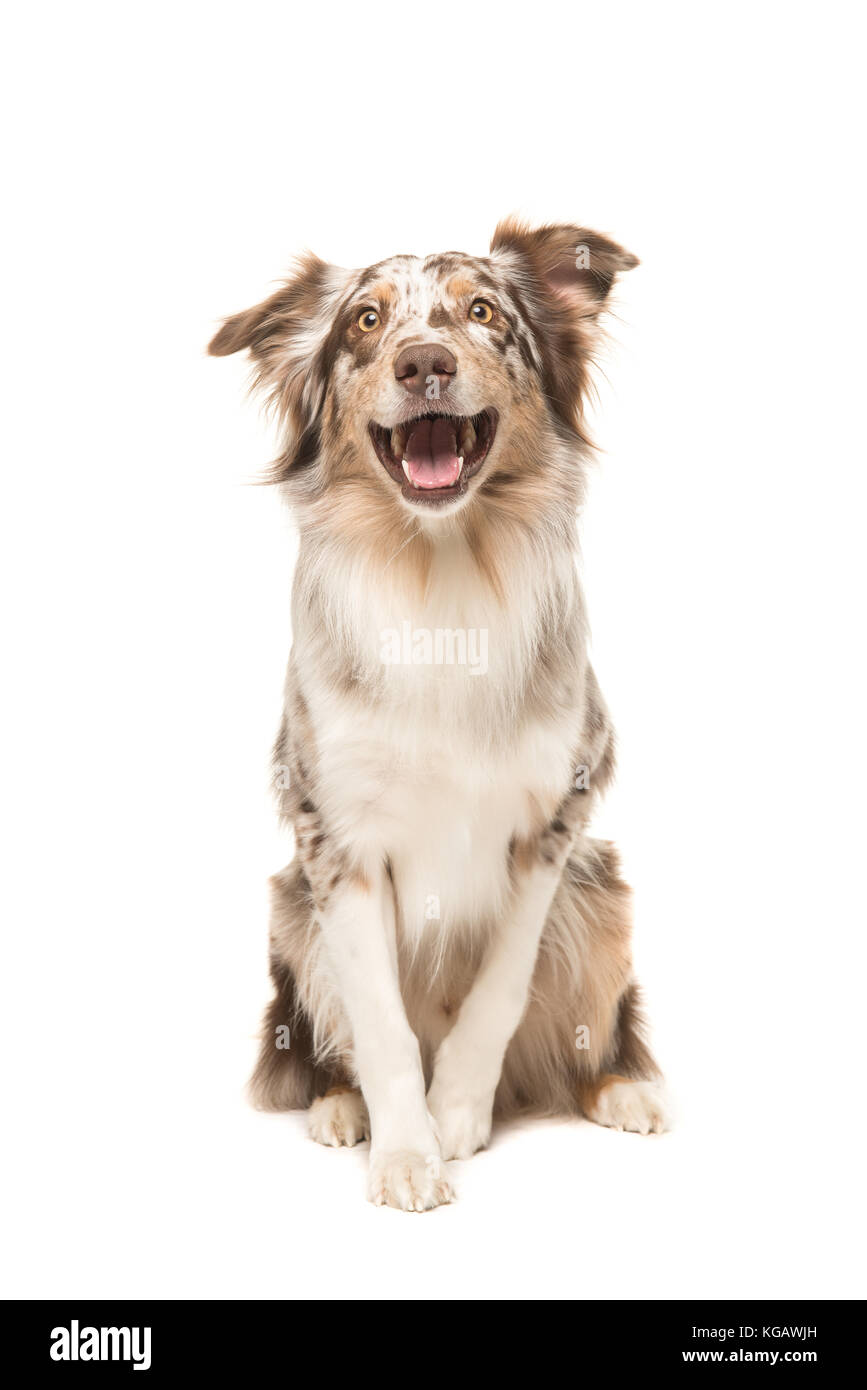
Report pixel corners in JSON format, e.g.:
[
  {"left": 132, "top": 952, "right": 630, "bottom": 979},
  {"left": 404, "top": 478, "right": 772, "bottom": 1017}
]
[
  {"left": 589, "top": 1079, "right": 671, "bottom": 1135},
  {"left": 427, "top": 1085, "right": 493, "bottom": 1160},
  {"left": 307, "top": 1088, "right": 370, "bottom": 1148},
  {"left": 367, "top": 1149, "right": 453, "bottom": 1212}
]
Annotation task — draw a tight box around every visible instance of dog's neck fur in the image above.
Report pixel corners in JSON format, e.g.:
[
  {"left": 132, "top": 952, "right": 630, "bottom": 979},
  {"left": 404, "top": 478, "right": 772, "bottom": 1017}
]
[{"left": 290, "top": 466, "right": 587, "bottom": 748}]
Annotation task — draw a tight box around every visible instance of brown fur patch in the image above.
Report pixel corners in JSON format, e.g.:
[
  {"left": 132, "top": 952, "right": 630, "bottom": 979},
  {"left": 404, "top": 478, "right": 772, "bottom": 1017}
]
[
  {"left": 446, "top": 274, "right": 476, "bottom": 299},
  {"left": 364, "top": 281, "right": 395, "bottom": 310},
  {"left": 576, "top": 1072, "right": 637, "bottom": 1113},
  {"left": 495, "top": 839, "right": 658, "bottom": 1116}
]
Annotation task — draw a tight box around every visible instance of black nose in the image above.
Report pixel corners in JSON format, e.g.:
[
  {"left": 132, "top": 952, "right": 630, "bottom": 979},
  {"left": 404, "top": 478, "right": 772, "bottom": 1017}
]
[{"left": 394, "top": 342, "right": 457, "bottom": 397}]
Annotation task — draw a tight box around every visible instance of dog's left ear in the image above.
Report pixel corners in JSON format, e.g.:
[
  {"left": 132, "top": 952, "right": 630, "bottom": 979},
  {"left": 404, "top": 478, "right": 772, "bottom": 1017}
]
[
  {"left": 208, "top": 253, "right": 352, "bottom": 476},
  {"left": 490, "top": 219, "right": 638, "bottom": 431},
  {"left": 490, "top": 218, "right": 638, "bottom": 312}
]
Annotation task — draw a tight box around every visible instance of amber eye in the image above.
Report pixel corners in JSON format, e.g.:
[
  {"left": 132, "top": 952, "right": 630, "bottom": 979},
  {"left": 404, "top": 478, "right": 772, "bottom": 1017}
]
[
  {"left": 357, "top": 309, "right": 381, "bottom": 332},
  {"left": 469, "top": 300, "right": 494, "bottom": 324}
]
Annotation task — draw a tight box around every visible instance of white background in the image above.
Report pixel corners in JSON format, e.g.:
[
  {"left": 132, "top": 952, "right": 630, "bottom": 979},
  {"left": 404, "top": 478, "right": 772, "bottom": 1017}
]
[{"left": 2, "top": 1, "right": 865, "bottom": 1300}]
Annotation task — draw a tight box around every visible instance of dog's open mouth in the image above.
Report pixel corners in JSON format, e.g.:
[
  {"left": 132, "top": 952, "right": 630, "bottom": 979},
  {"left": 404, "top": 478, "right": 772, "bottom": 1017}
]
[{"left": 369, "top": 410, "right": 498, "bottom": 505}]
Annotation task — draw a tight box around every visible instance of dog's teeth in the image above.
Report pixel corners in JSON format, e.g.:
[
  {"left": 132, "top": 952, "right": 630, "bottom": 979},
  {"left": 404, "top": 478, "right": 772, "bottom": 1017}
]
[
  {"left": 391, "top": 426, "right": 406, "bottom": 457},
  {"left": 460, "top": 419, "right": 476, "bottom": 454},
  {"left": 402, "top": 459, "right": 411, "bottom": 481},
  {"left": 457, "top": 456, "right": 464, "bottom": 473}
]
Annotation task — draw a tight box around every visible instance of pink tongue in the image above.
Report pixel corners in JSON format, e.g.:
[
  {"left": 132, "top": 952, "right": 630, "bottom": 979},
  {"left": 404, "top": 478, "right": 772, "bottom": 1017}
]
[{"left": 403, "top": 417, "right": 461, "bottom": 489}]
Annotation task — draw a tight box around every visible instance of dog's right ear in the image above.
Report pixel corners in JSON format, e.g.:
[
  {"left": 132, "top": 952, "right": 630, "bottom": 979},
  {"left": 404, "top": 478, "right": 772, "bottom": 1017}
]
[
  {"left": 208, "top": 253, "right": 352, "bottom": 474},
  {"left": 207, "top": 294, "right": 282, "bottom": 358}
]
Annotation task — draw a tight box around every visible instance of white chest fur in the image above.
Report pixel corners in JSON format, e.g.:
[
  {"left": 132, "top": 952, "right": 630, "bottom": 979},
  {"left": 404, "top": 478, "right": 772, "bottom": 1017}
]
[{"left": 295, "top": 530, "right": 581, "bottom": 939}]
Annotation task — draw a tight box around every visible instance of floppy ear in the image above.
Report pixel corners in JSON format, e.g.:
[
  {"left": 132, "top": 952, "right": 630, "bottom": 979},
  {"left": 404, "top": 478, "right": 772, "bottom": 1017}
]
[
  {"left": 490, "top": 218, "right": 638, "bottom": 432},
  {"left": 208, "top": 253, "right": 352, "bottom": 475},
  {"left": 490, "top": 218, "right": 638, "bottom": 311}
]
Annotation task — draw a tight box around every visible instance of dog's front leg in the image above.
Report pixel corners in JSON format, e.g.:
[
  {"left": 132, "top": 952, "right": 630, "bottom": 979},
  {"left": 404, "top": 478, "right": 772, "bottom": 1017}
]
[
  {"left": 427, "top": 842, "right": 569, "bottom": 1161},
  {"left": 319, "top": 869, "right": 452, "bottom": 1211}
]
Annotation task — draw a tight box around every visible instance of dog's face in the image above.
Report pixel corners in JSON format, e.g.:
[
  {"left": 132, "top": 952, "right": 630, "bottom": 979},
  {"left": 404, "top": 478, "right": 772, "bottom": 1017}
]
[
  {"left": 209, "top": 220, "right": 636, "bottom": 521},
  {"left": 341, "top": 257, "right": 512, "bottom": 510}
]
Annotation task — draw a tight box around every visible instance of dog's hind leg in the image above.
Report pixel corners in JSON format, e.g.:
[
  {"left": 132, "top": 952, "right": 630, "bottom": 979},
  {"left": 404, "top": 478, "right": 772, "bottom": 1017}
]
[
  {"left": 307, "top": 1086, "right": 370, "bottom": 1148},
  {"left": 576, "top": 1064, "right": 670, "bottom": 1135},
  {"left": 248, "top": 862, "right": 352, "bottom": 1112},
  {"left": 497, "top": 838, "right": 671, "bottom": 1132}
]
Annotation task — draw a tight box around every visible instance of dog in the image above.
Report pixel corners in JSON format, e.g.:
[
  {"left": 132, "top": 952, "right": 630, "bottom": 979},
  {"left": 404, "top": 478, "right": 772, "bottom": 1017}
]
[{"left": 209, "top": 218, "right": 670, "bottom": 1211}]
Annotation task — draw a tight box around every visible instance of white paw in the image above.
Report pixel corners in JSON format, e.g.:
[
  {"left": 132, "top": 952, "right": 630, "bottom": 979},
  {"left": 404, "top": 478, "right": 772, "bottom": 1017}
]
[
  {"left": 307, "top": 1089, "right": 369, "bottom": 1148},
  {"left": 592, "top": 1079, "right": 671, "bottom": 1135},
  {"left": 427, "top": 1086, "right": 493, "bottom": 1160},
  {"left": 367, "top": 1149, "right": 453, "bottom": 1212}
]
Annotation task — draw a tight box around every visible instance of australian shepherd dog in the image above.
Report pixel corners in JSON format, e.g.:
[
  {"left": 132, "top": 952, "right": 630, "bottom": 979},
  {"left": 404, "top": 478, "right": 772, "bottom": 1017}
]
[{"left": 209, "top": 219, "right": 670, "bottom": 1211}]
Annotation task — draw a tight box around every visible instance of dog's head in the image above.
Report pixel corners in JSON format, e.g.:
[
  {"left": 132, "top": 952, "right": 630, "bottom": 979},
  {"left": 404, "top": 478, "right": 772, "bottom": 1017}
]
[{"left": 209, "top": 220, "right": 636, "bottom": 523}]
